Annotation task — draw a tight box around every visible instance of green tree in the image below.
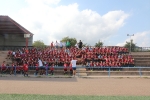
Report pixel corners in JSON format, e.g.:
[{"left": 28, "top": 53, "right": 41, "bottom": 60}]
[
  {"left": 95, "top": 40, "right": 103, "bottom": 47},
  {"left": 33, "top": 40, "right": 46, "bottom": 48},
  {"left": 61, "top": 36, "right": 77, "bottom": 47},
  {"left": 124, "top": 39, "right": 136, "bottom": 52}
]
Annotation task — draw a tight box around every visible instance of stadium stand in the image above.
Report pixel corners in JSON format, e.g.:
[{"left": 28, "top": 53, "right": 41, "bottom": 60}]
[{"left": 1, "top": 46, "right": 134, "bottom": 73}]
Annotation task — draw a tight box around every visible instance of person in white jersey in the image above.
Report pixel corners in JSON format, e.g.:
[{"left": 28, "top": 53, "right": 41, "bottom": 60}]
[
  {"left": 38, "top": 58, "right": 43, "bottom": 75},
  {"left": 71, "top": 57, "right": 77, "bottom": 77}
]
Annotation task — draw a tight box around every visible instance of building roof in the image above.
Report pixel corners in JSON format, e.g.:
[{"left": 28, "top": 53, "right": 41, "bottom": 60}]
[{"left": 0, "top": 15, "right": 33, "bottom": 35}]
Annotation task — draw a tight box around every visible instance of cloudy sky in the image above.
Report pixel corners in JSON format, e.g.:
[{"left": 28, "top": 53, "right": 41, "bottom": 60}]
[{"left": 0, "top": 0, "right": 150, "bottom": 46}]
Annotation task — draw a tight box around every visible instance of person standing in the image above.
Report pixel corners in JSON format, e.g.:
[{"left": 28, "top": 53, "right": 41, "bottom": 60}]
[
  {"left": 66, "top": 41, "right": 70, "bottom": 48},
  {"left": 59, "top": 41, "right": 63, "bottom": 49},
  {"left": 71, "top": 57, "right": 77, "bottom": 77},
  {"left": 38, "top": 58, "right": 43, "bottom": 75},
  {"left": 23, "top": 62, "right": 28, "bottom": 77},
  {"left": 50, "top": 63, "right": 54, "bottom": 75},
  {"left": 1, "top": 61, "right": 6, "bottom": 74},
  {"left": 78, "top": 40, "right": 83, "bottom": 49}
]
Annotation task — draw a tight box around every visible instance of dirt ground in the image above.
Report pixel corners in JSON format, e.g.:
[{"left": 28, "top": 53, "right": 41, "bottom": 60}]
[{"left": 0, "top": 77, "right": 150, "bottom": 96}]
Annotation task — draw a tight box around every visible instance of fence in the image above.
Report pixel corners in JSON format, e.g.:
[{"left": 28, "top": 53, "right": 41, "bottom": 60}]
[
  {"left": 134, "top": 47, "right": 150, "bottom": 52},
  {"left": 0, "top": 46, "right": 150, "bottom": 52},
  {"left": 0, "top": 66, "right": 150, "bottom": 77},
  {"left": 0, "top": 46, "right": 33, "bottom": 51}
]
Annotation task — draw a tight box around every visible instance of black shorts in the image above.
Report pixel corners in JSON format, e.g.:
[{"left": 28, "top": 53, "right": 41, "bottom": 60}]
[
  {"left": 73, "top": 67, "right": 76, "bottom": 70},
  {"left": 40, "top": 66, "right": 44, "bottom": 70}
]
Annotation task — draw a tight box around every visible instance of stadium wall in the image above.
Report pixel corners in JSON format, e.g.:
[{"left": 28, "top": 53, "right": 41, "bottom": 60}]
[{"left": 0, "top": 34, "right": 33, "bottom": 46}]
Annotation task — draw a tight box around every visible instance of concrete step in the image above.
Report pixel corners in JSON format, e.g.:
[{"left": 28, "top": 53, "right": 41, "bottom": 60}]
[
  {"left": 135, "top": 60, "right": 150, "bottom": 62},
  {"left": 131, "top": 52, "right": 150, "bottom": 55},
  {"left": 79, "top": 73, "right": 87, "bottom": 76}
]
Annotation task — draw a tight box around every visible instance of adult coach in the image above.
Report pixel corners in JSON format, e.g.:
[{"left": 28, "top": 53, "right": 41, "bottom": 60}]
[
  {"left": 71, "top": 58, "right": 77, "bottom": 77},
  {"left": 38, "top": 58, "right": 44, "bottom": 75},
  {"left": 78, "top": 40, "right": 83, "bottom": 49}
]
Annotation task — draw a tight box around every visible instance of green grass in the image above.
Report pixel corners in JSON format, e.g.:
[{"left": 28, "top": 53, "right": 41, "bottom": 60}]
[{"left": 0, "top": 94, "right": 150, "bottom": 100}]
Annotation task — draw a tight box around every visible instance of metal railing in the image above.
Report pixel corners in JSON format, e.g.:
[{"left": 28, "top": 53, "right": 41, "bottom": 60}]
[
  {"left": 0, "top": 46, "right": 33, "bottom": 51},
  {"left": 134, "top": 47, "right": 150, "bottom": 52},
  {"left": 0, "top": 66, "right": 150, "bottom": 77}
]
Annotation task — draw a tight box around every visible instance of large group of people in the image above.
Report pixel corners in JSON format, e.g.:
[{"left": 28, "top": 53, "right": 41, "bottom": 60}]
[{"left": 1, "top": 40, "right": 134, "bottom": 76}]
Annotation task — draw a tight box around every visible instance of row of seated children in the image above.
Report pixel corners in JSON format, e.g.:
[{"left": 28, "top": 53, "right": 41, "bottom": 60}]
[{"left": 1, "top": 61, "right": 73, "bottom": 76}]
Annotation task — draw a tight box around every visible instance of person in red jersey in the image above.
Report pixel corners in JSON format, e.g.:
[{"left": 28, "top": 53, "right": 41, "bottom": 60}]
[
  {"left": 35, "top": 63, "right": 39, "bottom": 75},
  {"left": 49, "top": 63, "right": 54, "bottom": 75},
  {"left": 63, "top": 62, "right": 68, "bottom": 75},
  {"left": 23, "top": 62, "right": 28, "bottom": 77},
  {"left": 1, "top": 61, "right": 6, "bottom": 74},
  {"left": 69, "top": 63, "right": 73, "bottom": 76},
  {"left": 10, "top": 62, "right": 15, "bottom": 75},
  {"left": 7, "top": 50, "right": 12, "bottom": 59},
  {"left": 89, "top": 61, "right": 94, "bottom": 71},
  {"left": 51, "top": 41, "right": 54, "bottom": 49}
]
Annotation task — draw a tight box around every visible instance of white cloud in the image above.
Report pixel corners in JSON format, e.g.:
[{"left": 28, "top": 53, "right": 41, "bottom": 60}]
[
  {"left": 25, "top": 0, "right": 61, "bottom": 5},
  {"left": 116, "top": 31, "right": 150, "bottom": 47},
  {"left": 12, "top": 0, "right": 129, "bottom": 46}
]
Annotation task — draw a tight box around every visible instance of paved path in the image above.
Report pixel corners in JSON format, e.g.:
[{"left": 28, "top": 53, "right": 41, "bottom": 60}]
[{"left": 0, "top": 76, "right": 150, "bottom": 96}]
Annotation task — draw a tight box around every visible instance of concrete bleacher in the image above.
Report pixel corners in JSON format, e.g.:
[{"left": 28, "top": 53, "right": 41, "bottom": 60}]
[
  {"left": 131, "top": 52, "right": 150, "bottom": 67},
  {"left": 1, "top": 49, "right": 150, "bottom": 77},
  {"left": 0, "top": 51, "right": 12, "bottom": 65}
]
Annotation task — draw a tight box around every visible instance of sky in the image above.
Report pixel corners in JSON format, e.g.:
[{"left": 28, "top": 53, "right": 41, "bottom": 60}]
[{"left": 0, "top": 0, "right": 150, "bottom": 47}]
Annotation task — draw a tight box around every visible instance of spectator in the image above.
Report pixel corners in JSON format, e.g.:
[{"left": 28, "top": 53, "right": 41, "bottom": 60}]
[
  {"left": 23, "top": 62, "right": 28, "bottom": 77},
  {"left": 71, "top": 57, "right": 77, "bottom": 77},
  {"left": 35, "top": 63, "right": 39, "bottom": 75},
  {"left": 38, "top": 58, "right": 44, "bottom": 75},
  {"left": 64, "top": 62, "right": 68, "bottom": 75},
  {"left": 66, "top": 41, "right": 70, "bottom": 48},
  {"left": 1, "top": 61, "right": 6, "bottom": 74},
  {"left": 69, "top": 63, "right": 73, "bottom": 76},
  {"left": 75, "top": 43, "right": 79, "bottom": 49},
  {"left": 10, "top": 62, "right": 15, "bottom": 75},
  {"left": 55, "top": 41, "right": 59, "bottom": 49},
  {"left": 51, "top": 41, "right": 54, "bottom": 49},
  {"left": 78, "top": 40, "right": 83, "bottom": 49},
  {"left": 49, "top": 63, "right": 54, "bottom": 75},
  {"left": 59, "top": 41, "right": 63, "bottom": 49}
]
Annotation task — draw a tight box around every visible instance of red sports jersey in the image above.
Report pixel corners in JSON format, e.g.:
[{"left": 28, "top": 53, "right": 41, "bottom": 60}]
[
  {"left": 50, "top": 66, "right": 54, "bottom": 71},
  {"left": 23, "top": 64, "right": 28, "bottom": 71},
  {"left": 64, "top": 63, "right": 68, "bottom": 70}
]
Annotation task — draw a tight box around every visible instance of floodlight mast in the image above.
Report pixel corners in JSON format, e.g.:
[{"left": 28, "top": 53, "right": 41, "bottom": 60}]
[{"left": 127, "top": 34, "right": 134, "bottom": 53}]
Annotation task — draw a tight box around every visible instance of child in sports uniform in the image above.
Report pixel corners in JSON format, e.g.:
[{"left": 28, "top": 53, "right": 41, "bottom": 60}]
[
  {"left": 23, "top": 62, "right": 28, "bottom": 77},
  {"left": 64, "top": 62, "right": 68, "bottom": 75},
  {"left": 49, "top": 63, "right": 54, "bottom": 75}
]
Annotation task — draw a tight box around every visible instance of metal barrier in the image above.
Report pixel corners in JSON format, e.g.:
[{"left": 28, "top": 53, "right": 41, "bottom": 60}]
[
  {"left": 134, "top": 47, "right": 150, "bottom": 52},
  {"left": 0, "top": 46, "right": 33, "bottom": 51},
  {"left": 1, "top": 66, "right": 150, "bottom": 77}
]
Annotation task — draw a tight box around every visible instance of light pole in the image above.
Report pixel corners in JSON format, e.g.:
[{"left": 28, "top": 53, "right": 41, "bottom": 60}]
[{"left": 127, "top": 34, "right": 134, "bottom": 53}]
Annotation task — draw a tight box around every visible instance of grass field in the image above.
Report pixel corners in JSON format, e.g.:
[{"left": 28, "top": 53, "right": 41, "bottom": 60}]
[{"left": 0, "top": 94, "right": 150, "bottom": 100}]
